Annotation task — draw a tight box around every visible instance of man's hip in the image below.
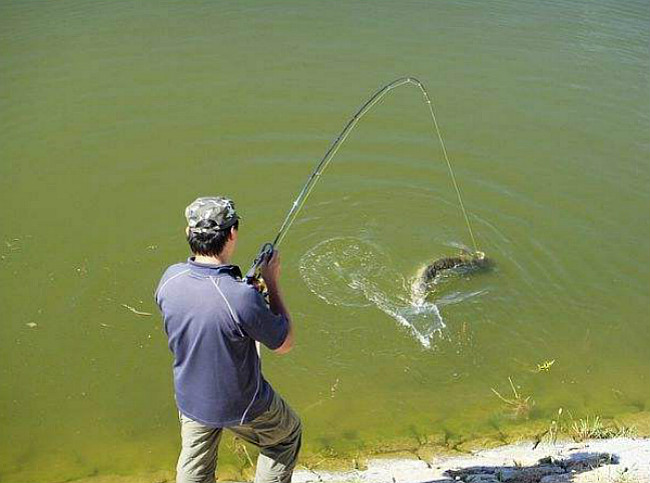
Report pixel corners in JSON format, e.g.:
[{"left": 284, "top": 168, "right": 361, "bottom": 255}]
[{"left": 177, "top": 392, "right": 302, "bottom": 483}]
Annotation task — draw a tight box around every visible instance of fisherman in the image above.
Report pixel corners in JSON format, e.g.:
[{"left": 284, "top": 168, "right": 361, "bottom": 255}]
[{"left": 155, "top": 196, "right": 301, "bottom": 483}]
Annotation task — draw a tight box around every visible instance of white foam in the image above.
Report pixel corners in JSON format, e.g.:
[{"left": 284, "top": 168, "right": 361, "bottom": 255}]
[{"left": 299, "top": 237, "right": 446, "bottom": 349}]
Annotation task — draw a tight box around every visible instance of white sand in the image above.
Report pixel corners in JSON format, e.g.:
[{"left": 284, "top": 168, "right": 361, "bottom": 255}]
[{"left": 292, "top": 438, "right": 650, "bottom": 483}]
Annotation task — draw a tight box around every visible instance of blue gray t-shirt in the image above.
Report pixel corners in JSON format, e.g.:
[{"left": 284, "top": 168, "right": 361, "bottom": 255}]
[{"left": 155, "top": 258, "right": 289, "bottom": 427}]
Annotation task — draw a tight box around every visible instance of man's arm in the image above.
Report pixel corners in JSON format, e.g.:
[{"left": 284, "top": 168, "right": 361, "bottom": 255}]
[{"left": 261, "top": 250, "right": 294, "bottom": 354}]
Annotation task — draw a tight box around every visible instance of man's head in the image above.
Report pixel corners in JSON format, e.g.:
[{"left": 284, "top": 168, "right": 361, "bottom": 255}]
[{"left": 184, "top": 196, "right": 240, "bottom": 258}]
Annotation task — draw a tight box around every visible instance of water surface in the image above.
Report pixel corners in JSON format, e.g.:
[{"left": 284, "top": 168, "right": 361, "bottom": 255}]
[{"left": 1, "top": 1, "right": 649, "bottom": 481}]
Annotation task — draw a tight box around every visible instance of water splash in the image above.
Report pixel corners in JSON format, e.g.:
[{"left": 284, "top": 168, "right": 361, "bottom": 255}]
[{"left": 299, "top": 237, "right": 447, "bottom": 349}]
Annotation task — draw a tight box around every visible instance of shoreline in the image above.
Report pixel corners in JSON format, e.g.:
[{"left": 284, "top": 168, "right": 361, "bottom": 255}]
[
  {"left": 293, "top": 438, "right": 650, "bottom": 483},
  {"left": 43, "top": 410, "right": 650, "bottom": 483},
  {"left": 62, "top": 436, "right": 650, "bottom": 483}
]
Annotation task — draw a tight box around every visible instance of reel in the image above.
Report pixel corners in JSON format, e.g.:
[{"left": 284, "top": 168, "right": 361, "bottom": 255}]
[{"left": 245, "top": 242, "right": 275, "bottom": 298}]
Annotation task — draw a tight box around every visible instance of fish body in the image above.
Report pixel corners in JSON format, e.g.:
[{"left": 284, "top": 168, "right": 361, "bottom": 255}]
[
  {"left": 413, "top": 251, "right": 492, "bottom": 299},
  {"left": 422, "top": 251, "right": 491, "bottom": 281}
]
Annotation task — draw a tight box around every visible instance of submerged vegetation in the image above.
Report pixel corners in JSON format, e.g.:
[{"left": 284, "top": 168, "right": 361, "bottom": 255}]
[
  {"left": 491, "top": 358, "right": 638, "bottom": 449},
  {"left": 491, "top": 377, "right": 534, "bottom": 419}
]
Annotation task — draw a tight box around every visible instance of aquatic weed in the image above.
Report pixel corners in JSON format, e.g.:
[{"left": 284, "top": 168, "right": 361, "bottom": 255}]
[
  {"left": 491, "top": 377, "right": 534, "bottom": 418},
  {"left": 534, "top": 359, "right": 555, "bottom": 373},
  {"left": 229, "top": 436, "right": 255, "bottom": 471},
  {"left": 533, "top": 407, "right": 565, "bottom": 448},
  {"left": 570, "top": 415, "right": 637, "bottom": 442}
]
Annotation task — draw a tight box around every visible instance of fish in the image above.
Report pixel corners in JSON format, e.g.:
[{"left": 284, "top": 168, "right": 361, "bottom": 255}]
[{"left": 414, "top": 250, "right": 492, "bottom": 297}]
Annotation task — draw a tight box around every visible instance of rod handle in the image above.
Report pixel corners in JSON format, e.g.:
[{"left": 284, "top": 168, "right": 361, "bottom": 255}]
[{"left": 245, "top": 242, "right": 275, "bottom": 286}]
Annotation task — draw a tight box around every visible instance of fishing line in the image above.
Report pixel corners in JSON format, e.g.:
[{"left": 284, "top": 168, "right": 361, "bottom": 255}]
[{"left": 247, "top": 76, "right": 479, "bottom": 281}]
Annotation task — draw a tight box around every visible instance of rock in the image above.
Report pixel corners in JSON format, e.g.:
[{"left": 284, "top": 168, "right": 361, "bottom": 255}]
[
  {"left": 465, "top": 475, "right": 500, "bottom": 483},
  {"left": 540, "top": 475, "right": 571, "bottom": 483}
]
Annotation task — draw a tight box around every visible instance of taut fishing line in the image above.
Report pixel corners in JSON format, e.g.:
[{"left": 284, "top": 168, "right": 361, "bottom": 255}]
[{"left": 246, "top": 76, "right": 479, "bottom": 284}]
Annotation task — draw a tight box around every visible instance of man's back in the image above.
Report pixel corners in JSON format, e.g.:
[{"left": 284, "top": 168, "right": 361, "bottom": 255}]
[{"left": 155, "top": 259, "right": 288, "bottom": 427}]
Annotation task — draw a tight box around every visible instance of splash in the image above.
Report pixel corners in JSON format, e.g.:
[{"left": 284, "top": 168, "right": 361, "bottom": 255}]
[{"left": 299, "top": 237, "right": 446, "bottom": 349}]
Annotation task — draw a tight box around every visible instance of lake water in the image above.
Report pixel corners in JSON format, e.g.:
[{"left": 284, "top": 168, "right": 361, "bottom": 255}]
[{"left": 1, "top": 1, "right": 649, "bottom": 481}]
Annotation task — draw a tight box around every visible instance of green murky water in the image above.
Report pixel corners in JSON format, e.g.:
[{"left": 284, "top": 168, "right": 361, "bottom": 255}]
[{"left": 1, "top": 1, "right": 649, "bottom": 481}]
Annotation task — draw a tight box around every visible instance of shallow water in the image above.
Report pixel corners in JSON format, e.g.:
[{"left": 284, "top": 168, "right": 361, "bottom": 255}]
[{"left": 1, "top": 0, "right": 649, "bottom": 481}]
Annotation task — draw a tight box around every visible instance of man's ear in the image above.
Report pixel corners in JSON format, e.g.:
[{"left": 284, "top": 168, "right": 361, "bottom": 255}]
[
  {"left": 229, "top": 226, "right": 237, "bottom": 240},
  {"left": 185, "top": 226, "right": 190, "bottom": 236}
]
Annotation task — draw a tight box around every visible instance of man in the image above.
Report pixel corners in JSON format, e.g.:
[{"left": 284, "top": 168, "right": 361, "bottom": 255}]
[{"left": 155, "top": 196, "right": 301, "bottom": 483}]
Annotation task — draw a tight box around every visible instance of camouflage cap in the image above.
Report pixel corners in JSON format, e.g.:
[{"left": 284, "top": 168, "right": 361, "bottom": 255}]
[{"left": 184, "top": 196, "right": 240, "bottom": 234}]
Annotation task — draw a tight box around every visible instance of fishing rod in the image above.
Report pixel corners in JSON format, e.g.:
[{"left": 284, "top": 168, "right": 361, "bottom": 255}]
[{"left": 245, "top": 76, "right": 479, "bottom": 286}]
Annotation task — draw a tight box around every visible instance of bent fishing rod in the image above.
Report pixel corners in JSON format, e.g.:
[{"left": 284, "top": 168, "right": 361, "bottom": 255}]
[{"left": 245, "top": 76, "right": 479, "bottom": 286}]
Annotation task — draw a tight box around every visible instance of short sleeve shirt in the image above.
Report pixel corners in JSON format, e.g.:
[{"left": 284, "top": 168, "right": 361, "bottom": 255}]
[{"left": 155, "top": 258, "right": 289, "bottom": 427}]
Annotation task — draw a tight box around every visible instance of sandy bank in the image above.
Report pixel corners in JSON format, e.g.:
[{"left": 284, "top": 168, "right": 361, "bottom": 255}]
[
  {"left": 292, "top": 438, "right": 650, "bottom": 483},
  {"left": 62, "top": 437, "right": 650, "bottom": 483}
]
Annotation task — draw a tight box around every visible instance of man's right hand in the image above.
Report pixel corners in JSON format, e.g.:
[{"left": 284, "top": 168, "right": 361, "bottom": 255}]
[
  {"left": 260, "top": 249, "right": 281, "bottom": 287},
  {"left": 259, "top": 249, "right": 293, "bottom": 354}
]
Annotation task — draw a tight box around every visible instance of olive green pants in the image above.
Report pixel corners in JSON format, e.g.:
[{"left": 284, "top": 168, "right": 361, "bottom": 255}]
[{"left": 176, "top": 393, "right": 302, "bottom": 483}]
